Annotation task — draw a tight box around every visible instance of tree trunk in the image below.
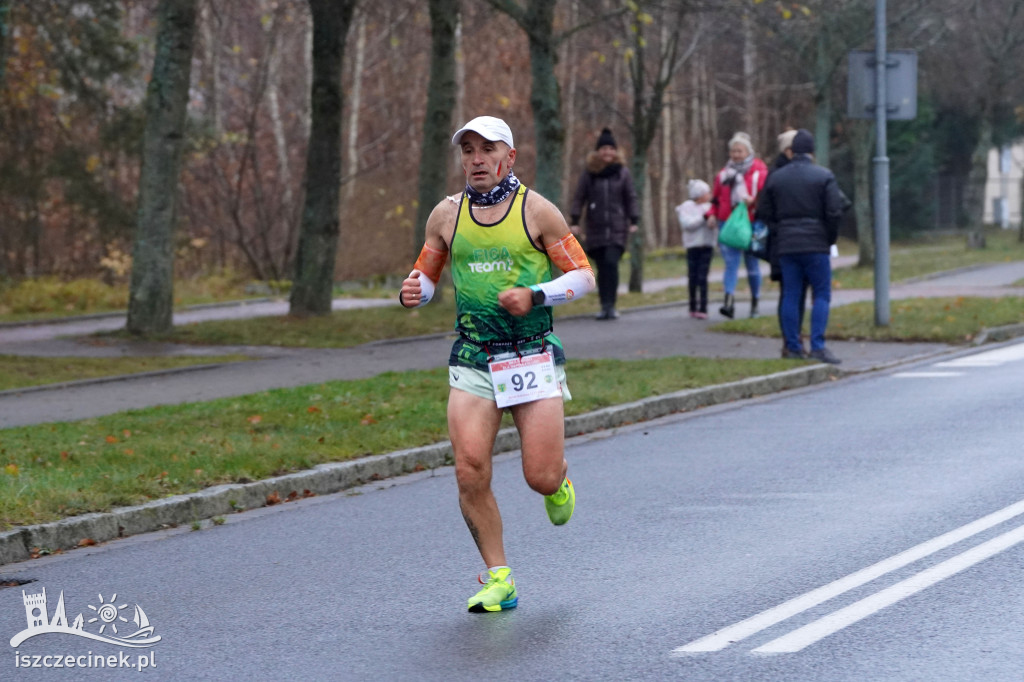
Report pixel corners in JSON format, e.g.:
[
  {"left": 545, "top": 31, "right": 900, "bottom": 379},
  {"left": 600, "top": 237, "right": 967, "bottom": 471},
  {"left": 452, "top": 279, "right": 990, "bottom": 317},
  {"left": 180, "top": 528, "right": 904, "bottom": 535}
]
[
  {"left": 658, "top": 98, "right": 672, "bottom": 247},
  {"left": 964, "top": 120, "right": 991, "bottom": 249},
  {"left": 264, "top": 8, "right": 296, "bottom": 224},
  {"left": 849, "top": 119, "right": 874, "bottom": 268},
  {"left": 289, "top": 0, "right": 357, "bottom": 316},
  {"left": 0, "top": 0, "right": 12, "bottom": 89},
  {"left": 742, "top": 11, "right": 756, "bottom": 135},
  {"left": 126, "top": 0, "right": 198, "bottom": 336},
  {"left": 813, "top": 31, "right": 831, "bottom": 168},
  {"left": 628, "top": 152, "right": 649, "bottom": 292},
  {"left": 560, "top": 0, "right": 579, "bottom": 209},
  {"left": 414, "top": 0, "right": 458, "bottom": 252},
  {"left": 199, "top": 1, "right": 222, "bottom": 134},
  {"left": 523, "top": 1, "right": 564, "bottom": 206},
  {"left": 344, "top": 11, "right": 366, "bottom": 201}
]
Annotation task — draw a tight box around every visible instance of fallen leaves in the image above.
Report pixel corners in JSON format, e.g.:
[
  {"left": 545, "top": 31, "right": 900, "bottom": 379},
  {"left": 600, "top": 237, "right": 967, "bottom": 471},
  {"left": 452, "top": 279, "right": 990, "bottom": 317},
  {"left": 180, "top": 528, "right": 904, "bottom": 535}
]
[{"left": 266, "top": 489, "right": 316, "bottom": 507}]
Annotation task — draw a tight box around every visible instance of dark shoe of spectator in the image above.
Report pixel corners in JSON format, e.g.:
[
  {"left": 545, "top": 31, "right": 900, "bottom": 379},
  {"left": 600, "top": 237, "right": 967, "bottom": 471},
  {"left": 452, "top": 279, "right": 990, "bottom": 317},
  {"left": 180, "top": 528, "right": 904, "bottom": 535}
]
[
  {"left": 607, "top": 308, "right": 620, "bottom": 320},
  {"left": 781, "top": 347, "right": 807, "bottom": 360},
  {"left": 595, "top": 309, "right": 610, "bottom": 320},
  {"left": 750, "top": 296, "right": 759, "bottom": 318},
  {"left": 719, "top": 294, "right": 735, "bottom": 319},
  {"left": 809, "top": 348, "right": 841, "bottom": 364}
]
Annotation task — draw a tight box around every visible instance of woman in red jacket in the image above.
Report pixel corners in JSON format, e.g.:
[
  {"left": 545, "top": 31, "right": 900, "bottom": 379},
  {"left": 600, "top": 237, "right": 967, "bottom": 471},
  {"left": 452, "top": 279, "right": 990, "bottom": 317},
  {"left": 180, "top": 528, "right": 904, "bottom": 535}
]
[{"left": 708, "top": 132, "right": 767, "bottom": 318}]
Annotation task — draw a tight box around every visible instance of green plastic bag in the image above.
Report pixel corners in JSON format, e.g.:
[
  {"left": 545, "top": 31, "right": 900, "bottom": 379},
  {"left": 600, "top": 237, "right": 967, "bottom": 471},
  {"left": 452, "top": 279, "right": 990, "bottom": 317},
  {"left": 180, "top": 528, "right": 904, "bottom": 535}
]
[{"left": 718, "top": 203, "right": 752, "bottom": 250}]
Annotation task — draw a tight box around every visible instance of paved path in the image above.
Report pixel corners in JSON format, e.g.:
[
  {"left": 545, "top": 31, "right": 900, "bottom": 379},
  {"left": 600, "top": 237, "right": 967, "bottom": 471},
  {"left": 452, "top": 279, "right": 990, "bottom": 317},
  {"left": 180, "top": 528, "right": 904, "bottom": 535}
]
[{"left": 0, "top": 261, "right": 1021, "bottom": 429}]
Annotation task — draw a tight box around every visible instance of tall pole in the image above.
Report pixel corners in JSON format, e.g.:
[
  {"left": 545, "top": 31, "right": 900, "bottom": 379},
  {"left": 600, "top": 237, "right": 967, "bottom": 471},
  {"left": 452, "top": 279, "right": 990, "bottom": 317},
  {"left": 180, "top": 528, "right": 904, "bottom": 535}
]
[{"left": 873, "top": 0, "right": 890, "bottom": 326}]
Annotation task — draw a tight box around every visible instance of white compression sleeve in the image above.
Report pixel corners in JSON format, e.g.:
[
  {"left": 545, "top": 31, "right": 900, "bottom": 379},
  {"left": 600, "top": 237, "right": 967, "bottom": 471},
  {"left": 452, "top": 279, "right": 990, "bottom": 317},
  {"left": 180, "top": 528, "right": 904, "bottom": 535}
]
[
  {"left": 401, "top": 270, "right": 436, "bottom": 308},
  {"left": 412, "top": 271, "right": 436, "bottom": 307},
  {"left": 535, "top": 267, "right": 595, "bottom": 306}
]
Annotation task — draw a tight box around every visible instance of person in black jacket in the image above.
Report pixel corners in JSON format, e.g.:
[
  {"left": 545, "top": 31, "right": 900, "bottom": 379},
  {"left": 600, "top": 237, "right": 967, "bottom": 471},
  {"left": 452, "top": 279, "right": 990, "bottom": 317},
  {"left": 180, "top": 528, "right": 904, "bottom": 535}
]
[
  {"left": 757, "top": 129, "right": 844, "bottom": 364},
  {"left": 570, "top": 128, "right": 638, "bottom": 320}
]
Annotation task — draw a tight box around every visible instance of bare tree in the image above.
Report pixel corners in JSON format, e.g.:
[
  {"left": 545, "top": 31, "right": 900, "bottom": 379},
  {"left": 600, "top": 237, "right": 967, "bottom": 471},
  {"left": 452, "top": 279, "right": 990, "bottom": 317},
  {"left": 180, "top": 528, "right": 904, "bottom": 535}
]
[
  {"left": 484, "top": 0, "right": 625, "bottom": 207},
  {"left": 625, "top": 0, "right": 700, "bottom": 291}
]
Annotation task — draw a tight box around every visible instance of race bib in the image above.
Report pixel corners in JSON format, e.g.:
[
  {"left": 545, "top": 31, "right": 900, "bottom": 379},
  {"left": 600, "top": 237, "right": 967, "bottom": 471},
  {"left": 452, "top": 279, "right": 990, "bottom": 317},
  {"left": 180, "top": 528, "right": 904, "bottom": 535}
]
[{"left": 487, "top": 351, "right": 561, "bottom": 408}]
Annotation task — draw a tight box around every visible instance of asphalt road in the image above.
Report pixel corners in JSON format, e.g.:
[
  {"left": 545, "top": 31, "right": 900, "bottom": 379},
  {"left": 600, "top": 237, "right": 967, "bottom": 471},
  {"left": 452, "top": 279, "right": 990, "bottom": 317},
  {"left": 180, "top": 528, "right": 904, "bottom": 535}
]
[{"left": 3, "top": 340, "right": 1023, "bottom": 680}]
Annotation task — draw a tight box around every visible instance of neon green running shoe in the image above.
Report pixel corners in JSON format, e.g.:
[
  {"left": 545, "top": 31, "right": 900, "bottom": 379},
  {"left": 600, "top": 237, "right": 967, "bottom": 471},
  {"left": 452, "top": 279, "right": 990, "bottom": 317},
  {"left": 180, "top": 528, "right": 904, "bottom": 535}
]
[
  {"left": 467, "top": 567, "right": 517, "bottom": 613},
  {"left": 544, "top": 477, "right": 575, "bottom": 525}
]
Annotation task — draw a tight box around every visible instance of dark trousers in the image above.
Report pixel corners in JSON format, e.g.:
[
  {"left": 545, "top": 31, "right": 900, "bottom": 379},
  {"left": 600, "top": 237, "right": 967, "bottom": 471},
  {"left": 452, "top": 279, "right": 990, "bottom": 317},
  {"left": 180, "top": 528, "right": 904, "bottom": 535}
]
[
  {"left": 779, "top": 253, "right": 831, "bottom": 352},
  {"left": 587, "top": 244, "right": 624, "bottom": 310},
  {"left": 686, "top": 246, "right": 713, "bottom": 313},
  {"left": 777, "top": 272, "right": 809, "bottom": 337}
]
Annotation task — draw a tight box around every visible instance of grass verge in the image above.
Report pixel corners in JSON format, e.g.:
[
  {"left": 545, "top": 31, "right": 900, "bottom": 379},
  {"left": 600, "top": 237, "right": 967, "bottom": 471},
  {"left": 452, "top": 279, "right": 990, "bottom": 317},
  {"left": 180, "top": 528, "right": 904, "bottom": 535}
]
[
  {"left": 0, "top": 355, "right": 252, "bottom": 392},
  {"left": 0, "top": 355, "right": 794, "bottom": 529},
  {"left": 831, "top": 228, "right": 1024, "bottom": 290},
  {"left": 714, "top": 296, "right": 1024, "bottom": 344}
]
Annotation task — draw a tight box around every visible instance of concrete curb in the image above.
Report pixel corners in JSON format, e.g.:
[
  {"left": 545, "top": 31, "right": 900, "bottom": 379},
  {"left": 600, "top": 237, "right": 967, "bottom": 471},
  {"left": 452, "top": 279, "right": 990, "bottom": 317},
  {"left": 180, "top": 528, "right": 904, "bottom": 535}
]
[
  {"left": 973, "top": 322, "right": 1024, "bottom": 345},
  {"left": 0, "top": 364, "right": 837, "bottom": 567}
]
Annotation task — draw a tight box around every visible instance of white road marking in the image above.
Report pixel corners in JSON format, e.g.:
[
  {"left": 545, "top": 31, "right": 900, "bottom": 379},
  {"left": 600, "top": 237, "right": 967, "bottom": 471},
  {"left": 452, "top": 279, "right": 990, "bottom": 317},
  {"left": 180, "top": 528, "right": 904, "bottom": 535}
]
[
  {"left": 892, "top": 372, "right": 963, "bottom": 378},
  {"left": 936, "top": 342, "right": 1024, "bottom": 368},
  {"left": 672, "top": 497, "right": 1024, "bottom": 654},
  {"left": 752, "top": 523, "right": 1024, "bottom": 654}
]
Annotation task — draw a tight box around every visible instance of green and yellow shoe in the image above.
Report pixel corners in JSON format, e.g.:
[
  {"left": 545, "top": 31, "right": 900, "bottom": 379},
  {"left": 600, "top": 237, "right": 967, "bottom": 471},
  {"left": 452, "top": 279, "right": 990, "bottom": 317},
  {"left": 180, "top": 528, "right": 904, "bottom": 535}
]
[
  {"left": 467, "top": 567, "right": 517, "bottom": 613},
  {"left": 544, "top": 477, "right": 575, "bottom": 526}
]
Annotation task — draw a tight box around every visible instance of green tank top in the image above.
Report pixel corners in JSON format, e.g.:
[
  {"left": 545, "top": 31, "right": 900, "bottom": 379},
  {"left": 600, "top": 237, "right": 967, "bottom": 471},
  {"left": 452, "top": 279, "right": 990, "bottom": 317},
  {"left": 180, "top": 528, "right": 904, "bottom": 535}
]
[{"left": 448, "top": 185, "right": 564, "bottom": 369}]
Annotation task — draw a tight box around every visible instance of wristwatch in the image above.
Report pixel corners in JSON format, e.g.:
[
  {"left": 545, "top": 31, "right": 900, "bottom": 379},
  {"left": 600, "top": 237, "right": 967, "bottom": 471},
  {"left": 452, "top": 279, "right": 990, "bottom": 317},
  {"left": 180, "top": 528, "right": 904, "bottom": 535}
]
[{"left": 530, "top": 285, "right": 546, "bottom": 307}]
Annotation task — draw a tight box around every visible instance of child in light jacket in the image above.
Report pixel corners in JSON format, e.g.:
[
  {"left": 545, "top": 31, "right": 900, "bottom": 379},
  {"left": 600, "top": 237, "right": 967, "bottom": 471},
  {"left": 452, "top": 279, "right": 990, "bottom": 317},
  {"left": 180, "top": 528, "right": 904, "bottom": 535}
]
[{"left": 676, "top": 179, "right": 715, "bottom": 318}]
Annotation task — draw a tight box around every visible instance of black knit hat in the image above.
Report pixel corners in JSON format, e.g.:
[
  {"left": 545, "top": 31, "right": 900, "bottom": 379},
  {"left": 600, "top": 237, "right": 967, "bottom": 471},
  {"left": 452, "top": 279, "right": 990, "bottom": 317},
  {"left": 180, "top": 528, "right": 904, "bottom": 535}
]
[
  {"left": 791, "top": 129, "right": 815, "bottom": 154},
  {"left": 596, "top": 128, "right": 617, "bottom": 149}
]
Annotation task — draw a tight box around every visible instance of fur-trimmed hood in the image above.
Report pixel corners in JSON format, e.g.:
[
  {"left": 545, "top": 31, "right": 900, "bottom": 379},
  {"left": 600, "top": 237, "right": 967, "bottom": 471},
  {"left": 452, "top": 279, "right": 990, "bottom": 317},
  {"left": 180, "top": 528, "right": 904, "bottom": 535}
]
[{"left": 586, "top": 149, "right": 626, "bottom": 176}]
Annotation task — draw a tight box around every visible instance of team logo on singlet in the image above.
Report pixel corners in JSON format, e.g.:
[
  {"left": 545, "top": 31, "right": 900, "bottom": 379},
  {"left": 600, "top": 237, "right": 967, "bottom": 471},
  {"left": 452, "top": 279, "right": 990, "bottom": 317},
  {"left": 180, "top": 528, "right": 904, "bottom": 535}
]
[{"left": 467, "top": 246, "right": 515, "bottom": 274}]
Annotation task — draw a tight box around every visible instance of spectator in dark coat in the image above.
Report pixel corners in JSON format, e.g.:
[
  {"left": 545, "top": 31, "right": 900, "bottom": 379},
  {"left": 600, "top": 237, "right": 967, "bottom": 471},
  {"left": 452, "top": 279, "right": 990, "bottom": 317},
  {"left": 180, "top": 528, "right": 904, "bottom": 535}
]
[
  {"left": 762, "top": 128, "right": 809, "bottom": 348},
  {"left": 757, "top": 129, "right": 844, "bottom": 364},
  {"left": 570, "top": 128, "right": 639, "bottom": 320}
]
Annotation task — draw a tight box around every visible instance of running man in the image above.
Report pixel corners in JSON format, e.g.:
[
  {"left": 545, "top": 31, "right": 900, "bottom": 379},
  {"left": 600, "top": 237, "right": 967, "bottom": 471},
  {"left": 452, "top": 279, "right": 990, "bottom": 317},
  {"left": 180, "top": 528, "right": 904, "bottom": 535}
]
[{"left": 400, "top": 116, "right": 595, "bottom": 612}]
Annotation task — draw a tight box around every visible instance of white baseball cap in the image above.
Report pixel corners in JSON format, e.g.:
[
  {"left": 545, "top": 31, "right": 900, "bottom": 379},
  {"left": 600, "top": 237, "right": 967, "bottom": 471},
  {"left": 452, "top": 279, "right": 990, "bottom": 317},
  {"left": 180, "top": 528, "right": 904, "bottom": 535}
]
[{"left": 451, "top": 116, "right": 514, "bottom": 149}]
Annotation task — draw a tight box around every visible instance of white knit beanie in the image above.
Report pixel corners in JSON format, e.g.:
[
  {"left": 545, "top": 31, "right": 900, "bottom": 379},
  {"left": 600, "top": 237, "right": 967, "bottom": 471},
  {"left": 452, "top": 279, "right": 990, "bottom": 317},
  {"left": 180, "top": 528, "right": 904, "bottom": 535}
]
[
  {"left": 688, "top": 179, "right": 710, "bottom": 200},
  {"left": 728, "top": 131, "right": 754, "bottom": 156}
]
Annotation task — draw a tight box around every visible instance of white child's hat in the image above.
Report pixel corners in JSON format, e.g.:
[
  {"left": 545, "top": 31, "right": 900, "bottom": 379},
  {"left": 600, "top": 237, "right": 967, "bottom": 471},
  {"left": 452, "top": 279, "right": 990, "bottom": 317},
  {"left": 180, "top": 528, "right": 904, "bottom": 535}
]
[{"left": 688, "top": 179, "right": 710, "bottom": 199}]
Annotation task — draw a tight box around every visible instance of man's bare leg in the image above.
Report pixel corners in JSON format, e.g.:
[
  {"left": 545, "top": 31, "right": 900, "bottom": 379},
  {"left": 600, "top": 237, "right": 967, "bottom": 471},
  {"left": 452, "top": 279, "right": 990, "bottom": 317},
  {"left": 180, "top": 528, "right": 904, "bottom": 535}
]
[
  {"left": 511, "top": 397, "right": 567, "bottom": 496},
  {"left": 448, "top": 388, "right": 506, "bottom": 567}
]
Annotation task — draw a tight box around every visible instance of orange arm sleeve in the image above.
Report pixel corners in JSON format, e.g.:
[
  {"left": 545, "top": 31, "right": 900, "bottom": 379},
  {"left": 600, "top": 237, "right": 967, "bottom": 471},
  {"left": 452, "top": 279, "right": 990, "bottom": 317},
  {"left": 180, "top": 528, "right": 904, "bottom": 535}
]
[
  {"left": 544, "top": 233, "right": 592, "bottom": 274},
  {"left": 413, "top": 244, "right": 447, "bottom": 283}
]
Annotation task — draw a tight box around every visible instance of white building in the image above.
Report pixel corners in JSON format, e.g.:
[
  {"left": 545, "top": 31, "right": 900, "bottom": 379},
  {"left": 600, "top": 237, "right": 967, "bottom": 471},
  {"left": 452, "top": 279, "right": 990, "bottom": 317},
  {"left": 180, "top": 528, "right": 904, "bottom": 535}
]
[{"left": 984, "top": 142, "right": 1024, "bottom": 227}]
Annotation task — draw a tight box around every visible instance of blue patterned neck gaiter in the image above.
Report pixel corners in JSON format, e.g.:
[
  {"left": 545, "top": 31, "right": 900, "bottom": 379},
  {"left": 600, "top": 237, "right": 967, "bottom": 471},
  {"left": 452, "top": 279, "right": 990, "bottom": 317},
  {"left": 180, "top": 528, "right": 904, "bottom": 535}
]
[{"left": 465, "top": 171, "right": 520, "bottom": 206}]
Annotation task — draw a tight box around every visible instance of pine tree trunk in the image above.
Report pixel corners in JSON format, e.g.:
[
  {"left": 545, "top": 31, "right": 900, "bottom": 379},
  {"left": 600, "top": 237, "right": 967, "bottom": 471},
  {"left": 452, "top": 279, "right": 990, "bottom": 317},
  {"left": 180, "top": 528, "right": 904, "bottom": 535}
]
[
  {"left": 126, "top": 0, "right": 198, "bottom": 336},
  {"left": 289, "top": 0, "right": 357, "bottom": 316}
]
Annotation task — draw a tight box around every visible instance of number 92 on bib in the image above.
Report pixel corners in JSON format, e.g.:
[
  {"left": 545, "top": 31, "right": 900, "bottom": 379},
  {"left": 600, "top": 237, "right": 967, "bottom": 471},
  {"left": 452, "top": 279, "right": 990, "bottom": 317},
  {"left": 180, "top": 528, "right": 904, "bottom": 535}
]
[{"left": 487, "top": 351, "right": 561, "bottom": 408}]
